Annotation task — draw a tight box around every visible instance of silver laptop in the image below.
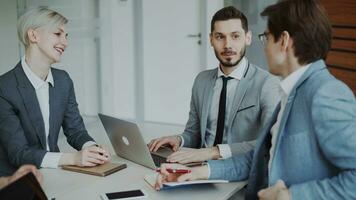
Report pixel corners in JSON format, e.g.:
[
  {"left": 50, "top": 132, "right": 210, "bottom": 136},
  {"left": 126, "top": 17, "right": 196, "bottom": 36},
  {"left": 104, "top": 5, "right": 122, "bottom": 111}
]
[{"left": 98, "top": 113, "right": 173, "bottom": 169}]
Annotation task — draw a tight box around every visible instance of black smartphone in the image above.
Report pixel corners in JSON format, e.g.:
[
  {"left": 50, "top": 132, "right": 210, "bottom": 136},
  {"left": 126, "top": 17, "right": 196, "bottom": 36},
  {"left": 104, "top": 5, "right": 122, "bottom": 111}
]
[{"left": 100, "top": 189, "right": 146, "bottom": 200}]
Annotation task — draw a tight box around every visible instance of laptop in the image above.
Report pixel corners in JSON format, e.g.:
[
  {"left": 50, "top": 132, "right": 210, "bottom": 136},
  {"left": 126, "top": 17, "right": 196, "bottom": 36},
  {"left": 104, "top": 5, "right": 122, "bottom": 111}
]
[{"left": 98, "top": 113, "right": 173, "bottom": 169}]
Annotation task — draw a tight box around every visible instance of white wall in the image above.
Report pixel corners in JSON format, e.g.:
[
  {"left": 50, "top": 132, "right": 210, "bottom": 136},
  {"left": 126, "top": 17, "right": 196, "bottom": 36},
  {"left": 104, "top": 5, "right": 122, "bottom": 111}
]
[
  {"left": 142, "top": 0, "right": 201, "bottom": 124},
  {"left": 99, "top": 0, "right": 136, "bottom": 120},
  {"left": 59, "top": 0, "right": 100, "bottom": 116},
  {"left": 204, "top": 0, "right": 224, "bottom": 69},
  {"left": 0, "top": 0, "right": 19, "bottom": 74}
]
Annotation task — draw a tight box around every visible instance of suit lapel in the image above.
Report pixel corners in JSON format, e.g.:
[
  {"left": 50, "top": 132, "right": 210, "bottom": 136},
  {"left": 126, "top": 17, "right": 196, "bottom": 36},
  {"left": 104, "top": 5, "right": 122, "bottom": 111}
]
[
  {"left": 200, "top": 69, "right": 218, "bottom": 147},
  {"left": 227, "top": 63, "right": 254, "bottom": 130},
  {"left": 271, "top": 92, "right": 295, "bottom": 159},
  {"left": 14, "top": 64, "right": 46, "bottom": 149},
  {"left": 271, "top": 60, "right": 326, "bottom": 160},
  {"left": 246, "top": 103, "right": 281, "bottom": 199},
  {"left": 48, "top": 69, "right": 58, "bottom": 152},
  {"left": 254, "top": 102, "right": 281, "bottom": 156}
]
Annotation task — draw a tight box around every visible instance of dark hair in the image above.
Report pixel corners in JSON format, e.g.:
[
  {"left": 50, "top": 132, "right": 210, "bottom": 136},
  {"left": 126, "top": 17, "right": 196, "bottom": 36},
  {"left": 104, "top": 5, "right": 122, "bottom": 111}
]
[
  {"left": 261, "top": 0, "right": 331, "bottom": 65},
  {"left": 211, "top": 6, "right": 248, "bottom": 33}
]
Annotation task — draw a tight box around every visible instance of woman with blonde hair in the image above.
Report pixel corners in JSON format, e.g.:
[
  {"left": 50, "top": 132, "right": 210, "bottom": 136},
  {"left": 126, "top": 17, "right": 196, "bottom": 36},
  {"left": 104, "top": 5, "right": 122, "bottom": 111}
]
[{"left": 0, "top": 7, "right": 110, "bottom": 176}]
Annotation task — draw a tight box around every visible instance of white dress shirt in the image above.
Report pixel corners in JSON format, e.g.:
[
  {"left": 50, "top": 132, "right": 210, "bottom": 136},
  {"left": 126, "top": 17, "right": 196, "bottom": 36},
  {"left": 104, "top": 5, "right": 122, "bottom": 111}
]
[
  {"left": 21, "top": 56, "right": 94, "bottom": 168},
  {"left": 181, "top": 57, "right": 248, "bottom": 159},
  {"left": 268, "top": 64, "right": 311, "bottom": 170}
]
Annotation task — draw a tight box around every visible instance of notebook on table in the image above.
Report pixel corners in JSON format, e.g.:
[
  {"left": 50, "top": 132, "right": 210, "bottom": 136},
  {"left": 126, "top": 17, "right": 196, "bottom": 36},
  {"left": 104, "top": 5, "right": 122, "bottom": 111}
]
[{"left": 62, "top": 162, "right": 127, "bottom": 177}]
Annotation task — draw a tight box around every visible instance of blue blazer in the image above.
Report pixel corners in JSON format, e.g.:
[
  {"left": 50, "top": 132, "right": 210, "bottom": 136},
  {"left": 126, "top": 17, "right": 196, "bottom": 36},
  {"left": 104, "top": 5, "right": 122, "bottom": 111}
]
[
  {"left": 208, "top": 60, "right": 356, "bottom": 199},
  {"left": 0, "top": 62, "right": 94, "bottom": 175}
]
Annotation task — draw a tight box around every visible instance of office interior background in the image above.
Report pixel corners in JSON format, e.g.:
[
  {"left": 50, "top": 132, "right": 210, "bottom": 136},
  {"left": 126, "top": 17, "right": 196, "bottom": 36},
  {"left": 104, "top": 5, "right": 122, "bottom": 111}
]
[
  {"left": 0, "top": 0, "right": 277, "bottom": 126},
  {"left": 0, "top": 0, "right": 354, "bottom": 129}
]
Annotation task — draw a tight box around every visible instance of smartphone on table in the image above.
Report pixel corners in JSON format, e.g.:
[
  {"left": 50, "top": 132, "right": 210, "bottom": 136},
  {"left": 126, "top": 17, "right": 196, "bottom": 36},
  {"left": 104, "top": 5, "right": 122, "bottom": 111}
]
[{"left": 100, "top": 189, "right": 147, "bottom": 200}]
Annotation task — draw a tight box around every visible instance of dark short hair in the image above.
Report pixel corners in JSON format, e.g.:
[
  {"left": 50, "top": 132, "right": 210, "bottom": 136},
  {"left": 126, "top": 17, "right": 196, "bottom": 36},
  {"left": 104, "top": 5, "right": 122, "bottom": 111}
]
[
  {"left": 261, "top": 0, "right": 332, "bottom": 65},
  {"left": 211, "top": 6, "right": 248, "bottom": 33}
]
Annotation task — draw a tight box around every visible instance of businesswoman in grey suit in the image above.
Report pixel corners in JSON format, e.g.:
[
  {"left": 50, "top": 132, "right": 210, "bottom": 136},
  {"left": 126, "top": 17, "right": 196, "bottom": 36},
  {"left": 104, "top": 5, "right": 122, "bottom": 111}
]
[{"left": 0, "top": 7, "right": 110, "bottom": 176}]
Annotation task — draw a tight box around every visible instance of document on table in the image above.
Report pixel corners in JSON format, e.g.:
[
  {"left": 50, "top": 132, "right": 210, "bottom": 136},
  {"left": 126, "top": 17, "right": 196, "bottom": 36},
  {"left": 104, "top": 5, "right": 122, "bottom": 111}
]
[{"left": 144, "top": 172, "right": 229, "bottom": 189}]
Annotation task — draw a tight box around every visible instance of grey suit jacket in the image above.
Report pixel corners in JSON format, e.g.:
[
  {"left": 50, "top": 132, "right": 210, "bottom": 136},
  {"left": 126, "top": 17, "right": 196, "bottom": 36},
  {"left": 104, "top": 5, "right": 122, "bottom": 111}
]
[
  {"left": 181, "top": 61, "right": 280, "bottom": 155},
  {"left": 0, "top": 62, "right": 94, "bottom": 176}
]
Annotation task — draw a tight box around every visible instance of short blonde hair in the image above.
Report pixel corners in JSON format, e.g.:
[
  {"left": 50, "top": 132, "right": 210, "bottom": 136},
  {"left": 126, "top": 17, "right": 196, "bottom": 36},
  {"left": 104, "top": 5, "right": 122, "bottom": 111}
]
[{"left": 17, "top": 6, "right": 68, "bottom": 48}]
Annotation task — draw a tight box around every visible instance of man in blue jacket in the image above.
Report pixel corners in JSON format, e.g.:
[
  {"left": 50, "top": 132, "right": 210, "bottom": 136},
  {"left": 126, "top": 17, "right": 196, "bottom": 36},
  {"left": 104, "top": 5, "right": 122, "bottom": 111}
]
[{"left": 155, "top": 0, "right": 356, "bottom": 199}]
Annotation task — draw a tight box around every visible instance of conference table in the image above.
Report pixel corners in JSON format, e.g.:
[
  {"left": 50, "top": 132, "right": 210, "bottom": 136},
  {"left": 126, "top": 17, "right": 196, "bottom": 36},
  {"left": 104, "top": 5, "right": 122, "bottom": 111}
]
[{"left": 41, "top": 116, "right": 246, "bottom": 200}]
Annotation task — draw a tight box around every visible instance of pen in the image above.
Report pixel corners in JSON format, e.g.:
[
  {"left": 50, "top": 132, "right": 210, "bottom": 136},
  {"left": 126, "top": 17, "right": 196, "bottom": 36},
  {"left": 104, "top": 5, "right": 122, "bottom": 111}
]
[{"left": 155, "top": 168, "right": 191, "bottom": 174}]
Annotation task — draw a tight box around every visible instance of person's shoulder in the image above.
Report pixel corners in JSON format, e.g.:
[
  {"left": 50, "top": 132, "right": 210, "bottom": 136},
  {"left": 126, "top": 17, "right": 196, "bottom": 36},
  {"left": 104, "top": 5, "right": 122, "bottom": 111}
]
[
  {"left": 0, "top": 68, "right": 16, "bottom": 82},
  {"left": 189, "top": 68, "right": 217, "bottom": 90},
  {"left": 307, "top": 67, "right": 338, "bottom": 88},
  {"left": 50, "top": 67, "right": 72, "bottom": 82},
  {"left": 305, "top": 67, "right": 354, "bottom": 100},
  {"left": 248, "top": 63, "right": 279, "bottom": 85},
  {"left": 51, "top": 67, "right": 69, "bottom": 77},
  {"left": 50, "top": 67, "right": 75, "bottom": 92},
  {"left": 195, "top": 68, "right": 217, "bottom": 81},
  {"left": 197, "top": 68, "right": 216, "bottom": 76},
  {"left": 249, "top": 63, "right": 271, "bottom": 77},
  {"left": 0, "top": 64, "right": 20, "bottom": 88}
]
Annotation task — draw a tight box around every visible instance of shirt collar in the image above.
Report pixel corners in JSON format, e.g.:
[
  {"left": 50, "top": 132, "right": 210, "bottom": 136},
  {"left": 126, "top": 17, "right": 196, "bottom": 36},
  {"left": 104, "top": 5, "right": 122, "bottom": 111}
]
[
  {"left": 280, "top": 63, "right": 311, "bottom": 97},
  {"left": 218, "top": 57, "right": 247, "bottom": 80},
  {"left": 21, "top": 56, "right": 54, "bottom": 89}
]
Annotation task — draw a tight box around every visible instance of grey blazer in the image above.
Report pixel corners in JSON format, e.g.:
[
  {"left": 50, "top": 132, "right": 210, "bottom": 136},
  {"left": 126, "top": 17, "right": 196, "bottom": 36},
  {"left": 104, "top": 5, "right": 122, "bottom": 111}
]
[
  {"left": 181, "top": 61, "right": 280, "bottom": 155},
  {"left": 0, "top": 62, "right": 94, "bottom": 176}
]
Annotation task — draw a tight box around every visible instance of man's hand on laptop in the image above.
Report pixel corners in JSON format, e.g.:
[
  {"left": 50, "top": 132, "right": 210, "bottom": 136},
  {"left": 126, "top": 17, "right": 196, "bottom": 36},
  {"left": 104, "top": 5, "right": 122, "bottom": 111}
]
[
  {"left": 148, "top": 135, "right": 181, "bottom": 152},
  {"left": 166, "top": 147, "right": 220, "bottom": 164}
]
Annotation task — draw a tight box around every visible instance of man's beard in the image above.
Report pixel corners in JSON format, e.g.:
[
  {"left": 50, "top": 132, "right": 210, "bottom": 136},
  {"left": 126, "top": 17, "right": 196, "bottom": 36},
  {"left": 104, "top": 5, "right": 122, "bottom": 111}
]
[{"left": 215, "top": 46, "right": 246, "bottom": 67}]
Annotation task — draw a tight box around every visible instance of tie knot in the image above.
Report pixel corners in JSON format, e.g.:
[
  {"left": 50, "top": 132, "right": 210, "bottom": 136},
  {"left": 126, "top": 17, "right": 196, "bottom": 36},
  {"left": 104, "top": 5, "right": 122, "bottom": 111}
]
[
  {"left": 222, "top": 76, "right": 233, "bottom": 80},
  {"left": 221, "top": 76, "right": 233, "bottom": 84}
]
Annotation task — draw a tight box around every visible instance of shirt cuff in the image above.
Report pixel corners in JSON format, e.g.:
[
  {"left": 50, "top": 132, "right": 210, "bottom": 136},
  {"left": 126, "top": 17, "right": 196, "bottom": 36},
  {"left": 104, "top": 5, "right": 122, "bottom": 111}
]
[
  {"left": 217, "top": 144, "right": 232, "bottom": 159},
  {"left": 41, "top": 152, "right": 62, "bottom": 168},
  {"left": 81, "top": 141, "right": 97, "bottom": 150},
  {"left": 179, "top": 135, "right": 185, "bottom": 147},
  {"left": 207, "top": 163, "right": 211, "bottom": 179}
]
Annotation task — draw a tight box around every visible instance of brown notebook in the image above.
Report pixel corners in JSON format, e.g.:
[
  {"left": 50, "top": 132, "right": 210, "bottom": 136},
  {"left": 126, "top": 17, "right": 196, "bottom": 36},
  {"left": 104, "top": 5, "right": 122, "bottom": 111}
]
[{"left": 62, "top": 162, "right": 127, "bottom": 177}]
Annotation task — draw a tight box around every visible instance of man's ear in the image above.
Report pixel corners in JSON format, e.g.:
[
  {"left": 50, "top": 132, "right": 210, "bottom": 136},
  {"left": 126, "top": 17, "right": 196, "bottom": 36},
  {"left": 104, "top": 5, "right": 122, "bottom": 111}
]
[
  {"left": 27, "top": 28, "right": 39, "bottom": 43},
  {"left": 280, "top": 31, "right": 290, "bottom": 51},
  {"left": 245, "top": 30, "right": 252, "bottom": 46}
]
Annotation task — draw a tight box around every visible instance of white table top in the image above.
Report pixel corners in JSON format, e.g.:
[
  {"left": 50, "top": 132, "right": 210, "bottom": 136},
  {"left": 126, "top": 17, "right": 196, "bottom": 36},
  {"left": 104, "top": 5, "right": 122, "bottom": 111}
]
[{"left": 42, "top": 116, "right": 246, "bottom": 200}]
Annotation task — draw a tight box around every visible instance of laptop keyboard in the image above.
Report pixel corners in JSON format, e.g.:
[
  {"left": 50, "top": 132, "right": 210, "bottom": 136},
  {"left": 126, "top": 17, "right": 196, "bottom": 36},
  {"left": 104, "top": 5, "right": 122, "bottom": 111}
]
[{"left": 151, "top": 154, "right": 167, "bottom": 167}]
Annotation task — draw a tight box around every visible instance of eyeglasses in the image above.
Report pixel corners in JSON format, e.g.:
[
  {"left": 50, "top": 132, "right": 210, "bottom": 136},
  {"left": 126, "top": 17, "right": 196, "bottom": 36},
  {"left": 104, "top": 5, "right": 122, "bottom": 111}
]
[{"left": 258, "top": 32, "right": 270, "bottom": 45}]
